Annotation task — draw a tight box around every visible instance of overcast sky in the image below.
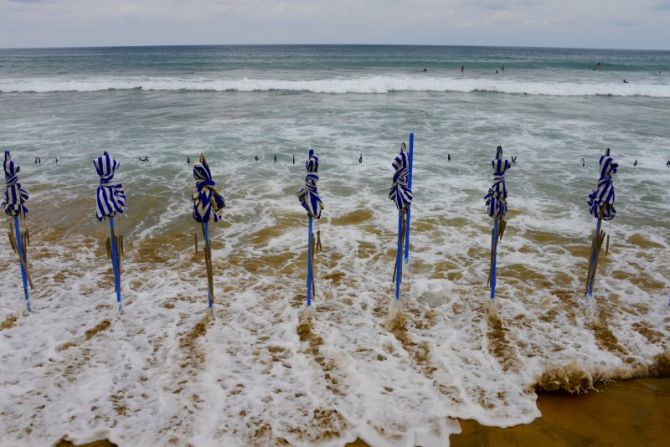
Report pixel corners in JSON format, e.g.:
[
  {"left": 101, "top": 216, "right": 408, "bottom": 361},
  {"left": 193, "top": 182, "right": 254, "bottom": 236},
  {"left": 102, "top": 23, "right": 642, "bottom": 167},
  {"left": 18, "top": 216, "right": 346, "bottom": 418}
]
[{"left": 1, "top": 0, "right": 669, "bottom": 50}]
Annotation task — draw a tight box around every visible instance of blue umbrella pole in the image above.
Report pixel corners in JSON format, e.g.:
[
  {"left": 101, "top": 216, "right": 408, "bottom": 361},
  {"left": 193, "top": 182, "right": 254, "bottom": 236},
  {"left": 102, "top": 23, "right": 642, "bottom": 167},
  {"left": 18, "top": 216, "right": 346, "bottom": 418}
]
[
  {"left": 490, "top": 218, "right": 499, "bottom": 301},
  {"left": 306, "top": 215, "right": 313, "bottom": 307},
  {"left": 586, "top": 217, "right": 603, "bottom": 300},
  {"left": 108, "top": 217, "right": 123, "bottom": 313},
  {"left": 13, "top": 215, "right": 31, "bottom": 312},
  {"left": 404, "top": 132, "right": 414, "bottom": 264},
  {"left": 394, "top": 210, "right": 404, "bottom": 301},
  {"left": 202, "top": 222, "right": 214, "bottom": 309}
]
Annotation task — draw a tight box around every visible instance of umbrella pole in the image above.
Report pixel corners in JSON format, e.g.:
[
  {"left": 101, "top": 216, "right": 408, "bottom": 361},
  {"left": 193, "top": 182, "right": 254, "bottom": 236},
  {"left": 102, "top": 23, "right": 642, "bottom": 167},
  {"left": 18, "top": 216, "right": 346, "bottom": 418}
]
[
  {"left": 490, "top": 217, "right": 499, "bottom": 301},
  {"left": 202, "top": 222, "right": 214, "bottom": 310},
  {"left": 394, "top": 210, "right": 404, "bottom": 301},
  {"left": 307, "top": 215, "right": 313, "bottom": 307},
  {"left": 13, "top": 215, "right": 31, "bottom": 312},
  {"left": 403, "top": 132, "right": 414, "bottom": 264},
  {"left": 586, "top": 216, "right": 603, "bottom": 300},
  {"left": 108, "top": 217, "right": 123, "bottom": 313}
]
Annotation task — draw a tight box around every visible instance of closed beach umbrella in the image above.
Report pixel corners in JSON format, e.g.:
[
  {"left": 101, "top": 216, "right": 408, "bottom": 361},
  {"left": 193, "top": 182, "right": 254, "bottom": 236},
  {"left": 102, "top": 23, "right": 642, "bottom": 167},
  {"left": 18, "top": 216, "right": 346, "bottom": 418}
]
[
  {"left": 192, "top": 153, "right": 225, "bottom": 310},
  {"left": 94, "top": 151, "right": 126, "bottom": 313},
  {"left": 585, "top": 148, "right": 617, "bottom": 299},
  {"left": 484, "top": 146, "right": 511, "bottom": 301},
  {"left": 297, "top": 149, "right": 323, "bottom": 307},
  {"left": 389, "top": 142, "right": 413, "bottom": 301},
  {"left": 2, "top": 151, "right": 34, "bottom": 311}
]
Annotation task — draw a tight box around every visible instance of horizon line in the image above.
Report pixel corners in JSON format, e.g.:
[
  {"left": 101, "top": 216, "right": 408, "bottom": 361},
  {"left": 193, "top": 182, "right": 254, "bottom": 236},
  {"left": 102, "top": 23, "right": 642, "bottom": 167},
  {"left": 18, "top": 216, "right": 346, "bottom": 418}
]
[{"left": 1, "top": 43, "right": 669, "bottom": 52}]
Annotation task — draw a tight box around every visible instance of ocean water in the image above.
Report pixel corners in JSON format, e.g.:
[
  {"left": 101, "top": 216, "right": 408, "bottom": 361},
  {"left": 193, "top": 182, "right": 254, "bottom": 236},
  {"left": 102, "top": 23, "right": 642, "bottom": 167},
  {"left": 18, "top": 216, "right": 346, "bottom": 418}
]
[{"left": 0, "top": 45, "right": 669, "bottom": 447}]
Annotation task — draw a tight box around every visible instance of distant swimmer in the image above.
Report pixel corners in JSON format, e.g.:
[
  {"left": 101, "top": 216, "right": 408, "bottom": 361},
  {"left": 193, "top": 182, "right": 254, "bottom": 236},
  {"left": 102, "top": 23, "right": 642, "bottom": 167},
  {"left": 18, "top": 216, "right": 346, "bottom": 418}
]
[
  {"left": 581, "top": 157, "right": 585, "bottom": 168},
  {"left": 359, "top": 153, "right": 363, "bottom": 164},
  {"left": 34, "top": 157, "right": 41, "bottom": 164},
  {"left": 634, "top": 159, "right": 638, "bottom": 166},
  {"left": 623, "top": 79, "right": 629, "bottom": 83},
  {"left": 495, "top": 70, "right": 499, "bottom": 74},
  {"left": 666, "top": 160, "right": 670, "bottom": 167},
  {"left": 138, "top": 156, "right": 149, "bottom": 162},
  {"left": 187, "top": 156, "right": 190, "bottom": 163},
  {"left": 423, "top": 68, "right": 427, "bottom": 72},
  {"left": 511, "top": 155, "right": 517, "bottom": 165},
  {"left": 293, "top": 154, "right": 295, "bottom": 165},
  {"left": 254, "top": 155, "right": 259, "bottom": 161},
  {"left": 461, "top": 65, "right": 464, "bottom": 74},
  {"left": 55, "top": 157, "right": 59, "bottom": 165},
  {"left": 274, "top": 154, "right": 277, "bottom": 163},
  {"left": 501, "top": 65, "right": 505, "bottom": 72},
  {"left": 447, "top": 154, "right": 451, "bottom": 162}
]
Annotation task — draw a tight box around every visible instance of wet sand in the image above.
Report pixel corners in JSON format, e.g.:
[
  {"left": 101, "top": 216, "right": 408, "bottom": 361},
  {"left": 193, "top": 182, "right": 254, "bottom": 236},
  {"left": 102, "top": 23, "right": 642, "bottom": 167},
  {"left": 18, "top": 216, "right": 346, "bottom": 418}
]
[{"left": 345, "top": 378, "right": 670, "bottom": 447}]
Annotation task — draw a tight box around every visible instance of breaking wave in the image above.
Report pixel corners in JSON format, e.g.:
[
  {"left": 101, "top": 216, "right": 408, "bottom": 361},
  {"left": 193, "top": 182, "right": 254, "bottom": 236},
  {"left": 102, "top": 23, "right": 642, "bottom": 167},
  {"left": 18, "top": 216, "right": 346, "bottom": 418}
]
[{"left": 2, "top": 75, "right": 670, "bottom": 97}]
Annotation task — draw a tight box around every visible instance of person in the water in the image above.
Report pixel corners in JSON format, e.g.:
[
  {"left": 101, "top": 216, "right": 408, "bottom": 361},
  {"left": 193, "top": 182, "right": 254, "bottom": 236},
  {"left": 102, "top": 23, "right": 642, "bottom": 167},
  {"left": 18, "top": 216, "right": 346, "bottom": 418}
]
[
  {"left": 634, "top": 160, "right": 638, "bottom": 166},
  {"left": 254, "top": 155, "right": 259, "bottom": 161},
  {"left": 666, "top": 160, "right": 670, "bottom": 167},
  {"left": 447, "top": 154, "right": 451, "bottom": 162},
  {"left": 187, "top": 156, "right": 190, "bottom": 163},
  {"left": 292, "top": 154, "right": 295, "bottom": 165},
  {"left": 581, "top": 157, "right": 585, "bottom": 168},
  {"left": 274, "top": 154, "right": 277, "bottom": 163},
  {"left": 461, "top": 65, "right": 464, "bottom": 74},
  {"left": 359, "top": 154, "right": 362, "bottom": 164}
]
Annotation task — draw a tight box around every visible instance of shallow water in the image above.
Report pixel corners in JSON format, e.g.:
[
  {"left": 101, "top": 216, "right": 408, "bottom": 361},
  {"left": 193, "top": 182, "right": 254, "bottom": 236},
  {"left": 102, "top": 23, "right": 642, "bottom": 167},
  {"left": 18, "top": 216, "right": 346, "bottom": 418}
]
[{"left": 1, "top": 46, "right": 669, "bottom": 446}]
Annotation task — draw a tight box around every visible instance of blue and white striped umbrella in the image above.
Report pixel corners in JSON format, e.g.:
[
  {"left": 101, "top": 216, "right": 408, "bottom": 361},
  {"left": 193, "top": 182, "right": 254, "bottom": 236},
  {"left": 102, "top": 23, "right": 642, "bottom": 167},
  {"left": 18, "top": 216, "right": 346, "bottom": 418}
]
[
  {"left": 389, "top": 144, "right": 413, "bottom": 211},
  {"left": 298, "top": 149, "right": 323, "bottom": 219},
  {"left": 2, "top": 151, "right": 29, "bottom": 218},
  {"left": 3, "top": 151, "right": 32, "bottom": 310},
  {"left": 587, "top": 148, "right": 617, "bottom": 220},
  {"left": 94, "top": 152, "right": 126, "bottom": 221},
  {"left": 192, "top": 153, "right": 226, "bottom": 223},
  {"left": 484, "top": 146, "right": 511, "bottom": 218},
  {"left": 93, "top": 151, "right": 125, "bottom": 312},
  {"left": 192, "top": 153, "right": 224, "bottom": 310}
]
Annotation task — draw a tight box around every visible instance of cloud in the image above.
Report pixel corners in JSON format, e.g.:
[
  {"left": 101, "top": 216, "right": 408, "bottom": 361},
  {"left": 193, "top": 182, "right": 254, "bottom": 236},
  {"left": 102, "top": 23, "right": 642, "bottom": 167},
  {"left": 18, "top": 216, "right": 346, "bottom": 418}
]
[{"left": 0, "top": 0, "right": 668, "bottom": 49}]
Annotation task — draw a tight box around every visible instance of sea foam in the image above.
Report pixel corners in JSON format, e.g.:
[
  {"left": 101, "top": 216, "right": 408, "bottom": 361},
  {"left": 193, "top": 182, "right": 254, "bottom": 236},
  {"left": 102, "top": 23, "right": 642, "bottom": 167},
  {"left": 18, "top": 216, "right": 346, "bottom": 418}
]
[{"left": 2, "top": 75, "right": 670, "bottom": 97}]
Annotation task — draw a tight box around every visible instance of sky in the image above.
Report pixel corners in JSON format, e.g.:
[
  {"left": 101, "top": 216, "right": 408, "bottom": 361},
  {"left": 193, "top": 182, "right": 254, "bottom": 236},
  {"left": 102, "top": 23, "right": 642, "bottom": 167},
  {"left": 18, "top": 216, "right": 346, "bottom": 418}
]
[{"left": 1, "top": 0, "right": 669, "bottom": 50}]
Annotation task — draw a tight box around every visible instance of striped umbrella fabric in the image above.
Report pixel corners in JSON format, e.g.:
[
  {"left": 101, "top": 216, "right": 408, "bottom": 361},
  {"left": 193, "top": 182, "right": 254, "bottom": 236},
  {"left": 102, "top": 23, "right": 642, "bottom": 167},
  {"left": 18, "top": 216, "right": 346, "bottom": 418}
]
[
  {"left": 2, "top": 151, "right": 29, "bottom": 218},
  {"left": 94, "top": 152, "right": 126, "bottom": 221},
  {"left": 298, "top": 149, "right": 323, "bottom": 219},
  {"left": 587, "top": 148, "right": 617, "bottom": 220},
  {"left": 192, "top": 153, "right": 226, "bottom": 223},
  {"left": 389, "top": 144, "right": 413, "bottom": 211},
  {"left": 484, "top": 146, "right": 511, "bottom": 218}
]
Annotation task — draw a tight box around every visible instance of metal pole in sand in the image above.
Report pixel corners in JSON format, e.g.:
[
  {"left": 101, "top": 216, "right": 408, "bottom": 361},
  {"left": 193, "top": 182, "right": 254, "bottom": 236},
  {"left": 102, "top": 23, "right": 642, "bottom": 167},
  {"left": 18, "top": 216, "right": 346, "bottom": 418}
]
[
  {"left": 307, "top": 215, "right": 313, "bottom": 307},
  {"left": 108, "top": 217, "right": 123, "bottom": 313},
  {"left": 13, "top": 215, "right": 31, "bottom": 311},
  {"left": 404, "top": 132, "right": 414, "bottom": 264}
]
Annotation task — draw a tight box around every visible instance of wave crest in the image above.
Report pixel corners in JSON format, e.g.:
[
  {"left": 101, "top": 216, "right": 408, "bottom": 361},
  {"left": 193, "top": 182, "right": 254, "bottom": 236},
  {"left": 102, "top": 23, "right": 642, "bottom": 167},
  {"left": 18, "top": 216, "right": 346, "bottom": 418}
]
[{"left": 2, "top": 76, "right": 670, "bottom": 97}]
